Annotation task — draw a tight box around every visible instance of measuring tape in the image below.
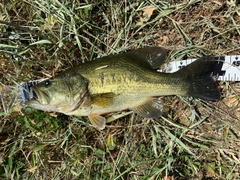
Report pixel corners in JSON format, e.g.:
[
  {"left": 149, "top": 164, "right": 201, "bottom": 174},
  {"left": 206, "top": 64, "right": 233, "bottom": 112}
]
[
  {"left": 160, "top": 56, "right": 240, "bottom": 81},
  {"left": 19, "top": 80, "right": 42, "bottom": 103}
]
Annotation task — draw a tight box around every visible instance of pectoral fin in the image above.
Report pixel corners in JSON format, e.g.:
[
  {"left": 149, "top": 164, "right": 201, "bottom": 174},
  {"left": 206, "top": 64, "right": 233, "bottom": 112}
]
[
  {"left": 131, "top": 97, "right": 164, "bottom": 118},
  {"left": 91, "top": 92, "right": 116, "bottom": 107},
  {"left": 88, "top": 114, "right": 106, "bottom": 130}
]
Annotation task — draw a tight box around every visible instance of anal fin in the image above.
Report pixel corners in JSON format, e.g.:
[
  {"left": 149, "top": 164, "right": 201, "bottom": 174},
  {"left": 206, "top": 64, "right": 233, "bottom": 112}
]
[
  {"left": 131, "top": 97, "right": 164, "bottom": 118},
  {"left": 88, "top": 114, "right": 106, "bottom": 130}
]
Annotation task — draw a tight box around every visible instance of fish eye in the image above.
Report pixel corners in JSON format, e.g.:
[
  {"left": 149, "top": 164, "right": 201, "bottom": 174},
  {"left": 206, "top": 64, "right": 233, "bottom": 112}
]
[{"left": 45, "top": 80, "right": 51, "bottom": 87}]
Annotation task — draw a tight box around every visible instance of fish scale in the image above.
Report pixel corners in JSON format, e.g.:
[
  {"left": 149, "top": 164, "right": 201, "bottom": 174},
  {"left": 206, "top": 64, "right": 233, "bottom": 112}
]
[{"left": 80, "top": 56, "right": 186, "bottom": 96}]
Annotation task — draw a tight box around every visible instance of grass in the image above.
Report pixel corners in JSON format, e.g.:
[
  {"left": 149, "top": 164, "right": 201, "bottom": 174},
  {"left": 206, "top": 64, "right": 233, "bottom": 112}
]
[{"left": 0, "top": 0, "right": 240, "bottom": 179}]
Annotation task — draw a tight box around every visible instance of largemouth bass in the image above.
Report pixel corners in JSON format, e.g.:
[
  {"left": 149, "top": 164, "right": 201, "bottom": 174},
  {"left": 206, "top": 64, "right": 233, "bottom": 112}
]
[{"left": 25, "top": 47, "right": 220, "bottom": 129}]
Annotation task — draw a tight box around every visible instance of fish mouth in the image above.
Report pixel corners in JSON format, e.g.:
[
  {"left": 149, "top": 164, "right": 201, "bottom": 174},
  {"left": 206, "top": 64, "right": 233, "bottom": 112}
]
[{"left": 31, "top": 87, "right": 50, "bottom": 105}]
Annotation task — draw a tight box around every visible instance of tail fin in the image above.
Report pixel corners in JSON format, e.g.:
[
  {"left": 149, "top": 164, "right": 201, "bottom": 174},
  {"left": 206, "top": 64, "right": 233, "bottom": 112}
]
[{"left": 176, "top": 56, "right": 220, "bottom": 101}]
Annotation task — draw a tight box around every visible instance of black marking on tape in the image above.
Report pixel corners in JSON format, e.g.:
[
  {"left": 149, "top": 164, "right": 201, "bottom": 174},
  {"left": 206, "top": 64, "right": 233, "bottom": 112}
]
[{"left": 213, "top": 56, "right": 226, "bottom": 77}]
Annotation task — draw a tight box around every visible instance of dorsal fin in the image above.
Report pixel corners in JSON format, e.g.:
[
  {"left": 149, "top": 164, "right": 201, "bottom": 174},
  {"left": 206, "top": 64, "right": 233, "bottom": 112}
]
[{"left": 126, "top": 47, "right": 168, "bottom": 69}]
